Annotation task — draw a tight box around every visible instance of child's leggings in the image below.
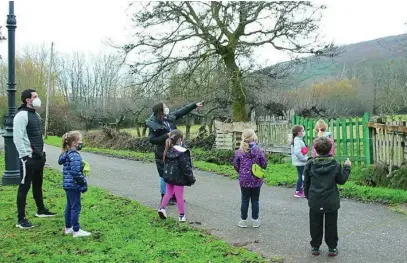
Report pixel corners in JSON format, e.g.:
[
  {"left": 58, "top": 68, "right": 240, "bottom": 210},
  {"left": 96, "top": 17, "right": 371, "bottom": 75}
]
[{"left": 161, "top": 184, "right": 185, "bottom": 214}]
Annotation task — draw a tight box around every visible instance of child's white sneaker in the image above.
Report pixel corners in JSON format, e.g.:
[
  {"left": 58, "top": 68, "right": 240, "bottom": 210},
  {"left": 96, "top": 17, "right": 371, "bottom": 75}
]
[
  {"left": 73, "top": 229, "right": 91, "bottom": 238},
  {"left": 178, "top": 215, "right": 187, "bottom": 222},
  {"left": 237, "top": 219, "right": 248, "bottom": 228},
  {"left": 64, "top": 227, "right": 73, "bottom": 235},
  {"left": 158, "top": 208, "right": 167, "bottom": 219},
  {"left": 252, "top": 219, "right": 261, "bottom": 228}
]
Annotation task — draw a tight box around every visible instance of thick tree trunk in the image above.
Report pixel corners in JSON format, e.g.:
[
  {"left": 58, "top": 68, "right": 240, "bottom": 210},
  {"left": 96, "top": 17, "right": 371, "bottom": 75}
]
[{"left": 223, "top": 53, "right": 248, "bottom": 122}]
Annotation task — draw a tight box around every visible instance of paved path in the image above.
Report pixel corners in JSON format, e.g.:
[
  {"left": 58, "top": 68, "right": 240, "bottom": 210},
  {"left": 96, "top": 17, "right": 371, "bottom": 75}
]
[{"left": 2, "top": 139, "right": 407, "bottom": 263}]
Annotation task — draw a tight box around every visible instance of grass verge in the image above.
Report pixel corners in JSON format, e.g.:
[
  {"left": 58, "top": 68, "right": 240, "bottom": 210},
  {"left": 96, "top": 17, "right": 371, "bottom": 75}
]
[
  {"left": 0, "top": 151, "right": 268, "bottom": 263},
  {"left": 45, "top": 136, "right": 407, "bottom": 205}
]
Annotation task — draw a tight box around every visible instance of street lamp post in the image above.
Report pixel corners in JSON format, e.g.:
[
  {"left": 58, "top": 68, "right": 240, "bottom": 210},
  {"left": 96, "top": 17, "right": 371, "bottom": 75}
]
[{"left": 2, "top": 1, "right": 20, "bottom": 185}]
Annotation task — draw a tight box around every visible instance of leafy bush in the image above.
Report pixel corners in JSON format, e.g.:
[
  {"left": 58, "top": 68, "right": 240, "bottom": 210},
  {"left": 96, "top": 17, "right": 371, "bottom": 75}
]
[
  {"left": 47, "top": 104, "right": 82, "bottom": 136},
  {"left": 186, "top": 134, "right": 216, "bottom": 150},
  {"left": 85, "top": 128, "right": 155, "bottom": 152},
  {"left": 357, "top": 163, "right": 407, "bottom": 190}
]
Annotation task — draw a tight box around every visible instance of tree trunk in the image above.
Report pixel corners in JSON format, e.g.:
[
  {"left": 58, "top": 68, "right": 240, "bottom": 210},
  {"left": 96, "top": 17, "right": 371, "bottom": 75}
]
[
  {"left": 209, "top": 117, "right": 214, "bottom": 134},
  {"left": 142, "top": 124, "right": 148, "bottom": 137},
  {"left": 223, "top": 52, "right": 248, "bottom": 122},
  {"left": 185, "top": 116, "right": 192, "bottom": 140},
  {"left": 136, "top": 123, "right": 141, "bottom": 137}
]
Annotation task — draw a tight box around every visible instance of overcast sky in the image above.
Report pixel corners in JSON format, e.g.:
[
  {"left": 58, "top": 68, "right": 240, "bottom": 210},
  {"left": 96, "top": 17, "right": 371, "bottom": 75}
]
[{"left": 0, "top": 0, "right": 406, "bottom": 65}]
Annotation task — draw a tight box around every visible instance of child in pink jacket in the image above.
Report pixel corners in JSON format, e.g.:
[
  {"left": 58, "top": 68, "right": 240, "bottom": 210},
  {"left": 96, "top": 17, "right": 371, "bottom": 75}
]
[{"left": 311, "top": 120, "right": 335, "bottom": 157}]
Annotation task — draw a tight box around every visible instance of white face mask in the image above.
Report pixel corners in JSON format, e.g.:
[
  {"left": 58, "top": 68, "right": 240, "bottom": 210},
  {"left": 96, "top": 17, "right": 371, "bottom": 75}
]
[
  {"left": 164, "top": 107, "right": 170, "bottom": 115},
  {"left": 32, "top": 97, "right": 41, "bottom": 108}
]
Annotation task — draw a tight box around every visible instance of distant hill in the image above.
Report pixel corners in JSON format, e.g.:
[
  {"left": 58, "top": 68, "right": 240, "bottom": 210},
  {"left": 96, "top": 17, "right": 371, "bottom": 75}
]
[{"left": 263, "top": 34, "right": 407, "bottom": 87}]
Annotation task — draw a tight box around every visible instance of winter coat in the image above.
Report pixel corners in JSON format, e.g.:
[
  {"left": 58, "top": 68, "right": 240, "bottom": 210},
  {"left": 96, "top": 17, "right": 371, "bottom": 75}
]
[
  {"left": 291, "top": 136, "right": 308, "bottom": 166},
  {"left": 233, "top": 143, "right": 268, "bottom": 188},
  {"left": 311, "top": 132, "right": 335, "bottom": 157},
  {"left": 303, "top": 156, "right": 351, "bottom": 213},
  {"left": 146, "top": 103, "right": 197, "bottom": 160},
  {"left": 58, "top": 150, "right": 88, "bottom": 192},
  {"left": 163, "top": 145, "right": 196, "bottom": 186}
]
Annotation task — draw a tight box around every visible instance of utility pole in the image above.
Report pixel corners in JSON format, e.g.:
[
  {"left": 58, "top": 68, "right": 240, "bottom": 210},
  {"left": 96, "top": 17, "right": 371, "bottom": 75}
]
[
  {"left": 2, "top": 1, "right": 20, "bottom": 185},
  {"left": 44, "top": 42, "right": 53, "bottom": 139}
]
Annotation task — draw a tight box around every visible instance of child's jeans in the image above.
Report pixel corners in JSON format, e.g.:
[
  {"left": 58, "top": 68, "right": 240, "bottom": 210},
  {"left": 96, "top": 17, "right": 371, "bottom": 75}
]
[
  {"left": 309, "top": 208, "right": 339, "bottom": 248},
  {"left": 159, "top": 177, "right": 166, "bottom": 195},
  {"left": 161, "top": 184, "right": 185, "bottom": 214},
  {"left": 296, "top": 166, "right": 305, "bottom": 191},
  {"left": 240, "top": 186, "right": 261, "bottom": 220},
  {"left": 65, "top": 190, "right": 81, "bottom": 232}
]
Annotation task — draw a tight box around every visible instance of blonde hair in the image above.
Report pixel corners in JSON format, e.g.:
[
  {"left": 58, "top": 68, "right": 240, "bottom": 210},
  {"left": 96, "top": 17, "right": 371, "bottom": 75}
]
[
  {"left": 163, "top": 129, "right": 184, "bottom": 161},
  {"left": 61, "top": 130, "right": 82, "bottom": 152},
  {"left": 240, "top": 129, "right": 258, "bottom": 153},
  {"left": 314, "top": 119, "right": 328, "bottom": 137}
]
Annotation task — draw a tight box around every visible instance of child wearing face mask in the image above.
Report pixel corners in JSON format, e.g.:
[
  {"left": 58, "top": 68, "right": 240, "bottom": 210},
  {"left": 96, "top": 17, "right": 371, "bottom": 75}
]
[
  {"left": 58, "top": 131, "right": 91, "bottom": 238},
  {"left": 291, "top": 125, "right": 308, "bottom": 198},
  {"left": 158, "top": 129, "right": 196, "bottom": 222}
]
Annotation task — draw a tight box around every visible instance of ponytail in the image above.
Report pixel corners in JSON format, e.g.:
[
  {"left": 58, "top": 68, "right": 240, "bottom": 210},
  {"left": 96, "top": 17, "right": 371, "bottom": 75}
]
[
  {"left": 163, "top": 129, "right": 184, "bottom": 161},
  {"left": 163, "top": 137, "right": 172, "bottom": 161},
  {"left": 240, "top": 140, "right": 249, "bottom": 153},
  {"left": 62, "top": 133, "right": 69, "bottom": 152}
]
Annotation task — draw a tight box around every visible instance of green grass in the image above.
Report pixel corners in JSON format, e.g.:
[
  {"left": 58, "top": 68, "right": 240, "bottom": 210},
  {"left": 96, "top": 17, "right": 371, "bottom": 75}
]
[
  {"left": 0, "top": 151, "right": 268, "bottom": 263},
  {"left": 45, "top": 136, "right": 407, "bottom": 204},
  {"left": 89, "top": 125, "right": 202, "bottom": 138}
]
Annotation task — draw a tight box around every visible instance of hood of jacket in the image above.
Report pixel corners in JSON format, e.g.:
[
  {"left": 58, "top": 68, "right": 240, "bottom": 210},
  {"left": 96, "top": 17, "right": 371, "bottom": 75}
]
[
  {"left": 166, "top": 145, "right": 188, "bottom": 159},
  {"left": 58, "top": 150, "right": 77, "bottom": 165},
  {"left": 310, "top": 155, "right": 336, "bottom": 176}
]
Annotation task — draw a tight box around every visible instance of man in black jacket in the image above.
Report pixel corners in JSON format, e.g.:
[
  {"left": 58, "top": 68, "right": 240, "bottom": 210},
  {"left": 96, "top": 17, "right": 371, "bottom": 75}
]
[
  {"left": 303, "top": 136, "right": 351, "bottom": 257},
  {"left": 146, "top": 101, "right": 203, "bottom": 203},
  {"left": 13, "top": 89, "right": 56, "bottom": 229}
]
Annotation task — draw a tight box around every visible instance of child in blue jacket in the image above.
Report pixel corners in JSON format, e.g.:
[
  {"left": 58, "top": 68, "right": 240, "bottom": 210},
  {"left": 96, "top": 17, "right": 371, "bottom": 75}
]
[{"left": 58, "top": 130, "right": 90, "bottom": 238}]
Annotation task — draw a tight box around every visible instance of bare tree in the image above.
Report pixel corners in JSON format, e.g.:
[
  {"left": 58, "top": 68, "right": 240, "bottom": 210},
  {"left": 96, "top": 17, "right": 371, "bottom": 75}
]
[{"left": 123, "top": 1, "right": 337, "bottom": 122}]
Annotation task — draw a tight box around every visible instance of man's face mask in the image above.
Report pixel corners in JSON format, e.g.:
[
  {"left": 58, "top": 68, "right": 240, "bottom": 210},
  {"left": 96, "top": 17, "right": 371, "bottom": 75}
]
[{"left": 31, "top": 97, "right": 42, "bottom": 108}]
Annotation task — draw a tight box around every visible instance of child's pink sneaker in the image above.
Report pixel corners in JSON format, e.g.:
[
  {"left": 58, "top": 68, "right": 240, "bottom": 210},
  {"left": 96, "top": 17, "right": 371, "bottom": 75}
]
[{"left": 294, "top": 191, "right": 305, "bottom": 198}]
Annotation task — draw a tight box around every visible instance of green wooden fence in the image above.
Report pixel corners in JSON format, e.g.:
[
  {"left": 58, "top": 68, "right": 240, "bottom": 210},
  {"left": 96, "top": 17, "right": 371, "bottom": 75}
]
[{"left": 291, "top": 112, "right": 372, "bottom": 165}]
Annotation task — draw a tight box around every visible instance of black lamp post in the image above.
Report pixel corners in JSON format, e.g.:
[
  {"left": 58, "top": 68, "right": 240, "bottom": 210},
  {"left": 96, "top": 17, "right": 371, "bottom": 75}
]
[{"left": 2, "top": 1, "right": 20, "bottom": 185}]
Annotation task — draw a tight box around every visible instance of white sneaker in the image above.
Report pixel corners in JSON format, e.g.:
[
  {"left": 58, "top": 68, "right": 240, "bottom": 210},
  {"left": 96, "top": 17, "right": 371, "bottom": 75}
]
[
  {"left": 73, "top": 229, "right": 91, "bottom": 238},
  {"left": 252, "top": 219, "right": 261, "bottom": 228},
  {"left": 178, "top": 215, "right": 187, "bottom": 222},
  {"left": 64, "top": 227, "right": 73, "bottom": 235},
  {"left": 158, "top": 208, "right": 167, "bottom": 219},
  {"left": 237, "top": 219, "right": 248, "bottom": 228}
]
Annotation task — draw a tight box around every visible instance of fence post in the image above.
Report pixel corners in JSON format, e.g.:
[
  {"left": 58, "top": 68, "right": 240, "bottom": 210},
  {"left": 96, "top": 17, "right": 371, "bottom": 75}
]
[{"left": 362, "top": 112, "right": 373, "bottom": 165}]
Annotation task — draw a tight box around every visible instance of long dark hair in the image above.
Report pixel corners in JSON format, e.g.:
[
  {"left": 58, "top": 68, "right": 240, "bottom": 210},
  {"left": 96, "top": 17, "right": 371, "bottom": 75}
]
[
  {"left": 291, "top": 125, "right": 304, "bottom": 145},
  {"left": 163, "top": 129, "right": 183, "bottom": 161},
  {"left": 152, "top": 102, "right": 164, "bottom": 121}
]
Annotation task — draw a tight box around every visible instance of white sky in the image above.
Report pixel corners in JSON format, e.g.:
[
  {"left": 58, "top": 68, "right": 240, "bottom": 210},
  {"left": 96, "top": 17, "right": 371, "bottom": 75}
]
[{"left": 0, "top": 0, "right": 406, "bottom": 65}]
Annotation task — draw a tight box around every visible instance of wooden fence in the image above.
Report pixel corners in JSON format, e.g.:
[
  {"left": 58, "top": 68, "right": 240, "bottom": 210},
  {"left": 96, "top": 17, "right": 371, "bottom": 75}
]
[
  {"left": 368, "top": 119, "right": 407, "bottom": 167},
  {"left": 214, "top": 112, "right": 407, "bottom": 167},
  {"left": 292, "top": 112, "right": 371, "bottom": 164},
  {"left": 257, "top": 116, "right": 291, "bottom": 154}
]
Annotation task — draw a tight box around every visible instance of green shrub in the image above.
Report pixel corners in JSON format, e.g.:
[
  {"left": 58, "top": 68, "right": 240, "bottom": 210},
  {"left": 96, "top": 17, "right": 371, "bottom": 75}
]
[{"left": 357, "top": 163, "right": 407, "bottom": 190}]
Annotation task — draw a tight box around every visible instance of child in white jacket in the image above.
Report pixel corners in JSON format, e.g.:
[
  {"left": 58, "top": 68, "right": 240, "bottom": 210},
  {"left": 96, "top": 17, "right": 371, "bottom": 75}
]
[{"left": 291, "top": 125, "right": 308, "bottom": 198}]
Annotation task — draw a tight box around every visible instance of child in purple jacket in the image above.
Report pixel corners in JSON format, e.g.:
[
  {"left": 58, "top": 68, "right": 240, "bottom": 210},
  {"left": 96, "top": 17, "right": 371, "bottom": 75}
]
[{"left": 233, "top": 129, "right": 268, "bottom": 228}]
